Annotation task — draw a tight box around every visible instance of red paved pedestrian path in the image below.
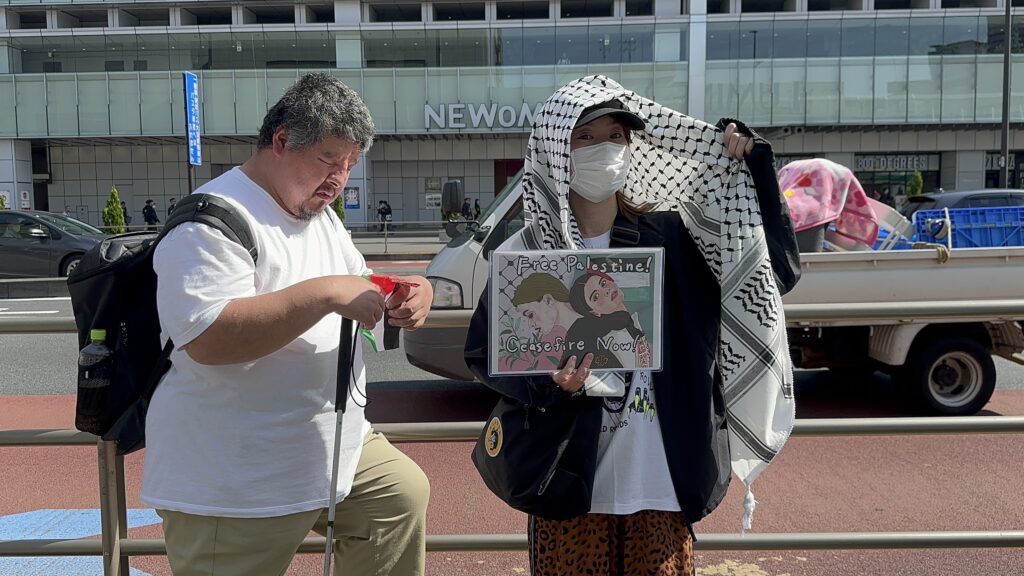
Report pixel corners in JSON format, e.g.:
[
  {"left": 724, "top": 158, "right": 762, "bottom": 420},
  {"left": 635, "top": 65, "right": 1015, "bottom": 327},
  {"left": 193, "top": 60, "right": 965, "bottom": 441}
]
[{"left": 4, "top": 392, "right": 1024, "bottom": 575}]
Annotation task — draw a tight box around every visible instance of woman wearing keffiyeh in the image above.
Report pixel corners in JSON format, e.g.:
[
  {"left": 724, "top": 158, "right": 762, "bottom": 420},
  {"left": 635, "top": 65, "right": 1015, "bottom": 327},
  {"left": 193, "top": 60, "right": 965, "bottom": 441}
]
[{"left": 464, "top": 75, "right": 801, "bottom": 575}]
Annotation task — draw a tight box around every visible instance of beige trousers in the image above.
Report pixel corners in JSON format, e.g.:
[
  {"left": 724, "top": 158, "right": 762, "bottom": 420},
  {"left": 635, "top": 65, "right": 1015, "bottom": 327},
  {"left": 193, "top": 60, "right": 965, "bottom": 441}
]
[{"left": 157, "top": 431, "right": 430, "bottom": 576}]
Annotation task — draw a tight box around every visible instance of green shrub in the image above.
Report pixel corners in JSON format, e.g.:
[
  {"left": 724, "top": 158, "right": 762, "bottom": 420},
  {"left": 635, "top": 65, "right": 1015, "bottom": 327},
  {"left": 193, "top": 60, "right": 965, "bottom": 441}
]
[{"left": 102, "top": 185, "right": 126, "bottom": 234}]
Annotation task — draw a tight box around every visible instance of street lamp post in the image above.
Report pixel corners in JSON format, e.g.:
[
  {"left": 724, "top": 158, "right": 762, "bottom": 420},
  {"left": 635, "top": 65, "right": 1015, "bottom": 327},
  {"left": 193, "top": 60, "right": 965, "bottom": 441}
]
[{"left": 999, "top": 0, "right": 1013, "bottom": 188}]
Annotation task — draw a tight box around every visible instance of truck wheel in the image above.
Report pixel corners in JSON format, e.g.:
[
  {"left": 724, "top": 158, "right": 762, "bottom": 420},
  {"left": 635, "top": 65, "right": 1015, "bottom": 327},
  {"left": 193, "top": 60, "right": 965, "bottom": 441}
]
[{"left": 906, "top": 337, "right": 995, "bottom": 416}]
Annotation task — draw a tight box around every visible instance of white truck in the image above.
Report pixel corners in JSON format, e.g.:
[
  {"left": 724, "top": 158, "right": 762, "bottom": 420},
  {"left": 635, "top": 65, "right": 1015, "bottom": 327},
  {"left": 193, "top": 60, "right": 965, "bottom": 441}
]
[{"left": 405, "top": 172, "right": 1024, "bottom": 416}]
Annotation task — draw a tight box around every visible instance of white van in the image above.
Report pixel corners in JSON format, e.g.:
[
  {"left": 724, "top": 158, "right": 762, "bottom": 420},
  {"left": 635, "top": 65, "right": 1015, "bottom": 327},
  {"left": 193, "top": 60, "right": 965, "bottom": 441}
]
[{"left": 405, "top": 170, "right": 1024, "bottom": 416}]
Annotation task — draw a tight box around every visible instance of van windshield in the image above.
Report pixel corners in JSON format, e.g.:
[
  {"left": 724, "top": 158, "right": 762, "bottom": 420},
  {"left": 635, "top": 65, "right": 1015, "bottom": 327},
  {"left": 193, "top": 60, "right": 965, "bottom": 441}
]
[{"left": 478, "top": 170, "right": 523, "bottom": 223}]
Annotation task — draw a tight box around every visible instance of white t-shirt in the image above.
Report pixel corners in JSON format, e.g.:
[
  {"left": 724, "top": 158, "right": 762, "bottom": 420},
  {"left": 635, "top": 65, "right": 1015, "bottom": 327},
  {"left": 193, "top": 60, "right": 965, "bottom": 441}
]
[
  {"left": 141, "top": 167, "right": 372, "bottom": 518},
  {"left": 580, "top": 231, "right": 680, "bottom": 515}
]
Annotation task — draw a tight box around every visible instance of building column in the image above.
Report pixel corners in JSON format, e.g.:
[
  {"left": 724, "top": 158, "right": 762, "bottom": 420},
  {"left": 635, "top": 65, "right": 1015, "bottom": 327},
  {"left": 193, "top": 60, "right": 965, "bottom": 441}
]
[
  {"left": 0, "top": 140, "right": 34, "bottom": 210},
  {"left": 687, "top": 10, "right": 707, "bottom": 120}
]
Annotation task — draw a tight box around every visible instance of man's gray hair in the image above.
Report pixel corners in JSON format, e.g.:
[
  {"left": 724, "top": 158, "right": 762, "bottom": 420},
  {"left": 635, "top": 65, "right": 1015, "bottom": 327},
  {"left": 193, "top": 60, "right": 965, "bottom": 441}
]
[{"left": 257, "top": 73, "right": 375, "bottom": 152}]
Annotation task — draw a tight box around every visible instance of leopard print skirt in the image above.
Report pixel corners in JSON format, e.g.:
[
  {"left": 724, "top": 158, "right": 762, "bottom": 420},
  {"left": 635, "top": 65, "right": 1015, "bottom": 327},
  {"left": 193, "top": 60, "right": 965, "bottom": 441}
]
[{"left": 529, "top": 510, "right": 694, "bottom": 576}]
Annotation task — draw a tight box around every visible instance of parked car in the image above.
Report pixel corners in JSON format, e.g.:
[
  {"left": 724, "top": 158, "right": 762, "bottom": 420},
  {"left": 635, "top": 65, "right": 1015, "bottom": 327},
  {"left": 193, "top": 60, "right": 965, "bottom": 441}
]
[
  {"left": 0, "top": 210, "right": 106, "bottom": 277},
  {"left": 900, "top": 189, "right": 1024, "bottom": 221}
]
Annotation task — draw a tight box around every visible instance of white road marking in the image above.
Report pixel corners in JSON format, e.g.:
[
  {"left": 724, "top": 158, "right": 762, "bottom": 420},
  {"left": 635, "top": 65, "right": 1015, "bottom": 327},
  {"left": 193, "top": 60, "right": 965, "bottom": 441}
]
[
  {"left": 0, "top": 310, "right": 59, "bottom": 315},
  {"left": 0, "top": 297, "right": 70, "bottom": 303}
]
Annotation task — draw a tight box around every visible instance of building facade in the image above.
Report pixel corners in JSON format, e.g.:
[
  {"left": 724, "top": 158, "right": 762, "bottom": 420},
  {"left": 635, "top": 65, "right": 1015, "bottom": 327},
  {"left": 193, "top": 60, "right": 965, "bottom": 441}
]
[{"left": 0, "top": 0, "right": 1020, "bottom": 225}]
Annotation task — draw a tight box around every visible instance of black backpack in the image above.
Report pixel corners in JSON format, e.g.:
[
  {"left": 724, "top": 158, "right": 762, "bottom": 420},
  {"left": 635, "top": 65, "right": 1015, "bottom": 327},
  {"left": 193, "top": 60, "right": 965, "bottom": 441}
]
[{"left": 68, "top": 194, "right": 257, "bottom": 455}]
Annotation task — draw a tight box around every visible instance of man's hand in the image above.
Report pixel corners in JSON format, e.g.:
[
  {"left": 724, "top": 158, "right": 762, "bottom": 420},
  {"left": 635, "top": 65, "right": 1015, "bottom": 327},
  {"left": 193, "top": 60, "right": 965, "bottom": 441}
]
[
  {"left": 724, "top": 123, "right": 755, "bottom": 161},
  {"left": 552, "top": 354, "right": 594, "bottom": 394},
  {"left": 331, "top": 275, "right": 386, "bottom": 329},
  {"left": 385, "top": 275, "right": 433, "bottom": 330}
]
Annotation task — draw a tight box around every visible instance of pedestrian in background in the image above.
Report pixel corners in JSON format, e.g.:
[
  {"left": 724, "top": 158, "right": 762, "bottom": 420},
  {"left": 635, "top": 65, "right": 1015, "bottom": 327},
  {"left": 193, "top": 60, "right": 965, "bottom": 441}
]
[
  {"left": 167, "top": 198, "right": 177, "bottom": 216},
  {"left": 142, "top": 199, "right": 160, "bottom": 231},
  {"left": 144, "top": 72, "right": 433, "bottom": 576}
]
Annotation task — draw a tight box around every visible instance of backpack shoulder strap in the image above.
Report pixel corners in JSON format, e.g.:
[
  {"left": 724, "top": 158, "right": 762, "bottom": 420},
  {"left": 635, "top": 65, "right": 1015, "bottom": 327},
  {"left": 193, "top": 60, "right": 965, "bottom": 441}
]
[{"left": 159, "top": 194, "right": 259, "bottom": 264}]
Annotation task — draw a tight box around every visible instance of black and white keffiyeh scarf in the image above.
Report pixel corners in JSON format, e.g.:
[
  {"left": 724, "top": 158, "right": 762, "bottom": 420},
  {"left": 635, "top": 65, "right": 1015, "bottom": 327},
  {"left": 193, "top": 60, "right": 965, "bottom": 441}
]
[{"left": 522, "top": 75, "right": 795, "bottom": 529}]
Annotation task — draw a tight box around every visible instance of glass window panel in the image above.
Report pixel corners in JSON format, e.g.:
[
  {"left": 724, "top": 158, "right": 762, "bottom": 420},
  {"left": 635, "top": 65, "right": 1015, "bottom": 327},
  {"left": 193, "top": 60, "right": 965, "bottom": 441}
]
[
  {"left": 874, "top": 57, "right": 908, "bottom": 123},
  {"left": 625, "top": 0, "right": 654, "bottom": 16},
  {"left": 140, "top": 73, "right": 172, "bottom": 135},
  {"left": 941, "top": 55, "right": 975, "bottom": 122},
  {"left": 434, "top": 3, "right": 485, "bottom": 21},
  {"left": 737, "top": 60, "right": 772, "bottom": 124},
  {"left": 394, "top": 69, "right": 427, "bottom": 132},
  {"left": 653, "top": 62, "right": 687, "bottom": 114},
  {"left": 494, "top": 27, "right": 525, "bottom": 66},
  {"left": 427, "top": 68, "right": 460, "bottom": 107},
  {"left": 363, "top": 30, "right": 393, "bottom": 68},
  {"left": 741, "top": 0, "right": 786, "bottom": 13},
  {"left": 739, "top": 21, "right": 773, "bottom": 59},
  {"left": 201, "top": 72, "right": 236, "bottom": 134},
  {"left": 15, "top": 75, "right": 47, "bottom": 136},
  {"left": 619, "top": 62, "right": 655, "bottom": 99},
  {"left": 496, "top": 2, "right": 550, "bottom": 20},
  {"left": 523, "top": 66, "right": 557, "bottom": 105},
  {"left": 36, "top": 36, "right": 76, "bottom": 73},
  {"left": 73, "top": 36, "right": 108, "bottom": 73},
  {"left": 522, "top": 26, "right": 556, "bottom": 65},
  {"left": 1013, "top": 58, "right": 1024, "bottom": 122},
  {"left": 45, "top": 75, "right": 78, "bottom": 136},
  {"left": 389, "top": 29, "right": 434, "bottom": 68},
  {"left": 942, "top": 16, "right": 981, "bottom": 55},
  {"left": 560, "top": 0, "right": 614, "bottom": 18},
  {"left": 975, "top": 53, "right": 1002, "bottom": 122},
  {"left": 773, "top": 59, "right": 806, "bottom": 125},
  {"left": 493, "top": 67, "right": 525, "bottom": 108},
  {"left": 806, "top": 58, "right": 840, "bottom": 124},
  {"left": 76, "top": 73, "right": 109, "bottom": 135},
  {"left": 907, "top": 54, "right": 942, "bottom": 122},
  {"left": 264, "top": 32, "right": 300, "bottom": 69},
  {"left": 705, "top": 60, "right": 738, "bottom": 120},
  {"left": 168, "top": 34, "right": 205, "bottom": 71},
  {"left": 806, "top": 20, "right": 841, "bottom": 58},
  {"left": 707, "top": 22, "right": 739, "bottom": 61},
  {"left": 137, "top": 34, "right": 170, "bottom": 72},
  {"left": 909, "top": 17, "right": 943, "bottom": 56},
  {"left": 841, "top": 20, "right": 875, "bottom": 58},
  {"left": 234, "top": 70, "right": 266, "bottom": 134},
  {"left": 434, "top": 29, "right": 489, "bottom": 67},
  {"left": 108, "top": 73, "right": 141, "bottom": 135},
  {"left": 590, "top": 25, "right": 622, "bottom": 65},
  {"left": 773, "top": 21, "right": 807, "bottom": 59},
  {"left": 556, "top": 26, "right": 589, "bottom": 65},
  {"left": 654, "top": 23, "right": 687, "bottom": 63},
  {"left": 362, "top": 69, "right": 396, "bottom": 132},
  {"left": 839, "top": 60, "right": 873, "bottom": 123},
  {"left": 621, "top": 25, "right": 655, "bottom": 63},
  {"left": 206, "top": 33, "right": 237, "bottom": 70},
  {"left": 13, "top": 37, "right": 42, "bottom": 74},
  {"left": 876, "top": 19, "right": 910, "bottom": 57},
  {"left": 265, "top": 70, "right": 299, "bottom": 114},
  {"left": 455, "top": 68, "right": 490, "bottom": 130},
  {"left": 0, "top": 78, "right": 15, "bottom": 135}
]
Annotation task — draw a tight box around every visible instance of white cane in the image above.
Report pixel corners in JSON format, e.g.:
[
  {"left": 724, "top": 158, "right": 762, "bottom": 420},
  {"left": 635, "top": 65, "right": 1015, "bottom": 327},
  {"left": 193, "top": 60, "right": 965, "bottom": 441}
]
[{"left": 324, "top": 317, "right": 354, "bottom": 576}]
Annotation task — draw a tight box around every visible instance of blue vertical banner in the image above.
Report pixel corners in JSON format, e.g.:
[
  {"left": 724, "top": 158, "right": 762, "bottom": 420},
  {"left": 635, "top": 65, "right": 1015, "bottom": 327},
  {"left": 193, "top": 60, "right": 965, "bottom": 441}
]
[{"left": 184, "top": 71, "right": 202, "bottom": 166}]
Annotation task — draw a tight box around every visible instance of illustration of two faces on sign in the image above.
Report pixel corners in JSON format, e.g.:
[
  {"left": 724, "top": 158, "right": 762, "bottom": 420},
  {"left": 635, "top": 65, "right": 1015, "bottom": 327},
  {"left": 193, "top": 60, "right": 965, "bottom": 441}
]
[{"left": 490, "top": 248, "right": 664, "bottom": 376}]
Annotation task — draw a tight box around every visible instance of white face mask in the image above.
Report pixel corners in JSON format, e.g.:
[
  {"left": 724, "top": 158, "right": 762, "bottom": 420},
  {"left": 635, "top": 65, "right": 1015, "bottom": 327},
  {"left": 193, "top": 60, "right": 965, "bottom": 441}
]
[{"left": 569, "top": 142, "right": 630, "bottom": 204}]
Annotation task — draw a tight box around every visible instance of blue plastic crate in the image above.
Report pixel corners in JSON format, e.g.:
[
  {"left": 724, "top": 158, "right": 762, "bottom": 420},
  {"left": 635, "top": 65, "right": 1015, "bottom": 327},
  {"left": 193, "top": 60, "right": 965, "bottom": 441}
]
[{"left": 914, "top": 207, "right": 1024, "bottom": 248}]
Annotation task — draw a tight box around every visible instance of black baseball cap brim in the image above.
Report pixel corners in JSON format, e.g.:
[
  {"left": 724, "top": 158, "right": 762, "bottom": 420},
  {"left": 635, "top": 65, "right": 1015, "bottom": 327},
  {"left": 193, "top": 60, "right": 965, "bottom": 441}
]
[{"left": 575, "top": 100, "right": 645, "bottom": 131}]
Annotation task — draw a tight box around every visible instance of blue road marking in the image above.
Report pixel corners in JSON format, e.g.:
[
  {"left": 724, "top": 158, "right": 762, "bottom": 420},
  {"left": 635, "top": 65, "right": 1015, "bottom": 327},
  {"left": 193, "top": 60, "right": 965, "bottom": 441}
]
[{"left": 0, "top": 509, "right": 161, "bottom": 575}]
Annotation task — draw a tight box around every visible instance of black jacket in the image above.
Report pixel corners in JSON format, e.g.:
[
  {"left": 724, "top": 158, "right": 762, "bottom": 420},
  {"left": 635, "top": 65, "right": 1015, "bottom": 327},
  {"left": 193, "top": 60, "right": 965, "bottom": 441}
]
[{"left": 465, "top": 125, "right": 800, "bottom": 524}]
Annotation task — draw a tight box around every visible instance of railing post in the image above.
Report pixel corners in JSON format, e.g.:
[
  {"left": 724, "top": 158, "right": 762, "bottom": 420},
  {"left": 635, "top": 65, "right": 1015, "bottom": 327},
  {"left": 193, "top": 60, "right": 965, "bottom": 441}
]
[
  {"left": 384, "top": 221, "right": 389, "bottom": 254},
  {"left": 98, "top": 440, "right": 129, "bottom": 576}
]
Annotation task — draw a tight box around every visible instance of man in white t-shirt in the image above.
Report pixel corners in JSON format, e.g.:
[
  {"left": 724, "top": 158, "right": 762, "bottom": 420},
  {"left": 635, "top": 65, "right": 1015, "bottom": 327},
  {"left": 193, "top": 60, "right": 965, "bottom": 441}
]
[{"left": 143, "top": 73, "right": 434, "bottom": 576}]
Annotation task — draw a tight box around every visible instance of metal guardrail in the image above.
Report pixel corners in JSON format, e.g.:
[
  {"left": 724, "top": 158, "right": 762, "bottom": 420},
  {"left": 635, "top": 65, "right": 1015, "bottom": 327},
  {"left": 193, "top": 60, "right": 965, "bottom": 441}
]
[
  {"left": 419, "top": 299, "right": 1024, "bottom": 329},
  {"left": 4, "top": 416, "right": 1024, "bottom": 573},
  {"left": 5, "top": 322, "right": 1024, "bottom": 574}
]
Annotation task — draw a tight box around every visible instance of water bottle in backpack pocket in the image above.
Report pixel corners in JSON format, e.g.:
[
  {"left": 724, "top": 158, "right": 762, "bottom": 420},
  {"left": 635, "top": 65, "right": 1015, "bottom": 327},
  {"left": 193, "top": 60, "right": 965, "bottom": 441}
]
[{"left": 76, "top": 328, "right": 116, "bottom": 435}]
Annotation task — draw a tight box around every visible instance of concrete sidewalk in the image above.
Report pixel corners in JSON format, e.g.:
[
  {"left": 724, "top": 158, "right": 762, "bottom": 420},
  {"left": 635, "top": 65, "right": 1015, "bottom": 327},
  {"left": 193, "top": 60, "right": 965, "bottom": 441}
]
[{"left": 0, "top": 234, "right": 444, "bottom": 299}]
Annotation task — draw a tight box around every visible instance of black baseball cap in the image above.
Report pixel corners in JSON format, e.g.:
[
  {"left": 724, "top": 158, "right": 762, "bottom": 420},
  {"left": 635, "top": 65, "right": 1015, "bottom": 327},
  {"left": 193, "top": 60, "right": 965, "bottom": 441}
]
[{"left": 575, "top": 99, "right": 645, "bottom": 131}]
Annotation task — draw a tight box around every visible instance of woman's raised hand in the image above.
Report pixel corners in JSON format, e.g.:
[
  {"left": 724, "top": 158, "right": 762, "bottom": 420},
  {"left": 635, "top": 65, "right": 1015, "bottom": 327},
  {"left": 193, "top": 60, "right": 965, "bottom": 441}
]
[{"left": 553, "top": 353, "right": 594, "bottom": 394}]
